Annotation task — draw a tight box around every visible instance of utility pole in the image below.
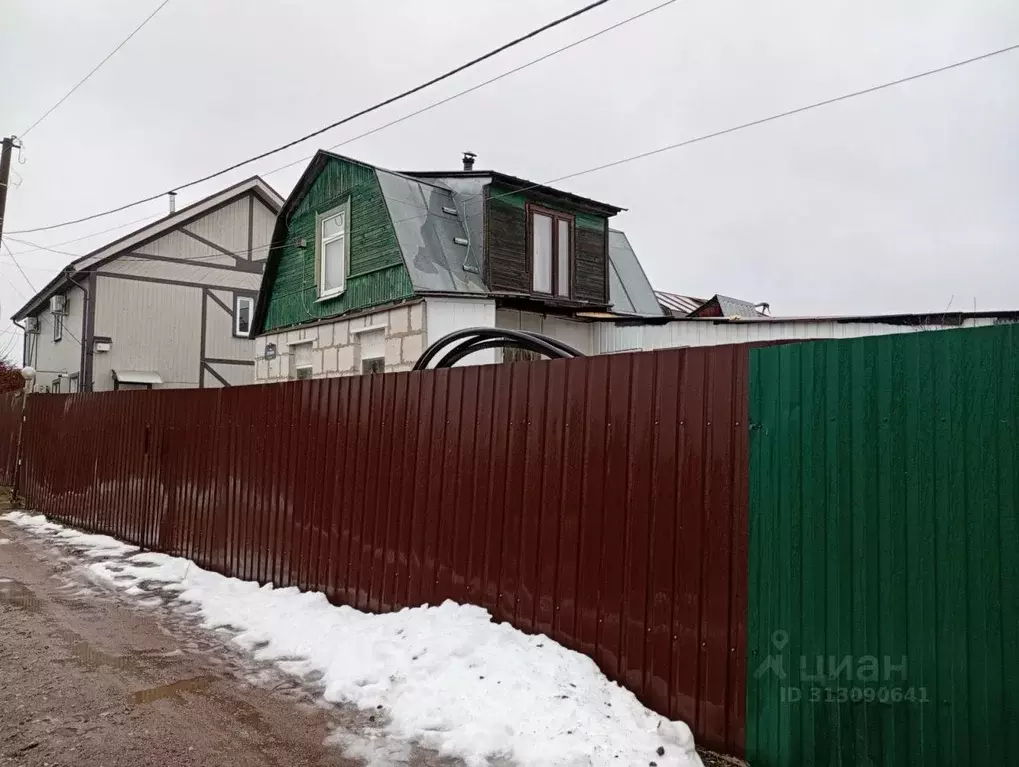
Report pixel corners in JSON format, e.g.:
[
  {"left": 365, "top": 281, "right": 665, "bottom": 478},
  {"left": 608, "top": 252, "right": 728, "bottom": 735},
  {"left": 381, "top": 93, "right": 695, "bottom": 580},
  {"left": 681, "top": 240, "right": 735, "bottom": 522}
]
[{"left": 0, "top": 136, "right": 16, "bottom": 248}]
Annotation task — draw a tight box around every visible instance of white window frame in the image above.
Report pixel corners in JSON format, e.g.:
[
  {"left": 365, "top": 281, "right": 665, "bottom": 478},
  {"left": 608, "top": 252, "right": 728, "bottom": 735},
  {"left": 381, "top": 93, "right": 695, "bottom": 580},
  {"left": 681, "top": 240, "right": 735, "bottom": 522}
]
[
  {"left": 289, "top": 339, "right": 314, "bottom": 380},
  {"left": 316, "top": 201, "right": 351, "bottom": 300},
  {"left": 234, "top": 295, "right": 254, "bottom": 337},
  {"left": 52, "top": 312, "right": 63, "bottom": 343}
]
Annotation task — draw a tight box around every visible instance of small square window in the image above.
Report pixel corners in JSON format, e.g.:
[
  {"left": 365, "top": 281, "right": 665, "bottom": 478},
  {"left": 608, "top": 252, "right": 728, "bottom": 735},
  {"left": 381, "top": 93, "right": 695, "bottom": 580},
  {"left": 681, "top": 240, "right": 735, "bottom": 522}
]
[
  {"left": 235, "top": 296, "right": 254, "bottom": 336},
  {"left": 362, "top": 357, "right": 385, "bottom": 375},
  {"left": 289, "top": 341, "right": 314, "bottom": 380}
]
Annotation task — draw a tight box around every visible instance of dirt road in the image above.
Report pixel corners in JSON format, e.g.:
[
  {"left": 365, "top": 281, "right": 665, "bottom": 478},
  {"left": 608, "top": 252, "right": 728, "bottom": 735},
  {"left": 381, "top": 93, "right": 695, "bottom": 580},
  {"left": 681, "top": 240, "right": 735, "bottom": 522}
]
[{"left": 0, "top": 519, "right": 451, "bottom": 767}]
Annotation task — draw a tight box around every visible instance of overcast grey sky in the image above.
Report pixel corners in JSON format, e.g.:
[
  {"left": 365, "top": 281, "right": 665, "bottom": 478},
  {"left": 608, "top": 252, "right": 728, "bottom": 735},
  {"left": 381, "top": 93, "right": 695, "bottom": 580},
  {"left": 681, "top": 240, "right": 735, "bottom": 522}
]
[{"left": 1, "top": 0, "right": 1018, "bottom": 361}]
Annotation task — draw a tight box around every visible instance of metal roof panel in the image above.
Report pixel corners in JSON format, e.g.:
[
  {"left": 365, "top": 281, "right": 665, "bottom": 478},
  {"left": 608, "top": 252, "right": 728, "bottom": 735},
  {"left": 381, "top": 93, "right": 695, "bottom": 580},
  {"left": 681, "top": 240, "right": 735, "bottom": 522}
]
[
  {"left": 607, "top": 230, "right": 663, "bottom": 317},
  {"left": 376, "top": 170, "right": 487, "bottom": 295}
]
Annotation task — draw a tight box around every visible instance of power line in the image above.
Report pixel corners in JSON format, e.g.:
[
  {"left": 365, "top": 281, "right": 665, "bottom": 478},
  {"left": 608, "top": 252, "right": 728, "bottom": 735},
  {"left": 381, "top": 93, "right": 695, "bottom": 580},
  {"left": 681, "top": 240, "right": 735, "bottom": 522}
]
[
  {"left": 3, "top": 211, "right": 164, "bottom": 258},
  {"left": 8, "top": 38, "right": 1018, "bottom": 269},
  {"left": 1, "top": 239, "right": 39, "bottom": 294},
  {"left": 1, "top": 241, "right": 83, "bottom": 347},
  {"left": 19, "top": 0, "right": 173, "bottom": 138},
  {"left": 8, "top": 0, "right": 616, "bottom": 235},
  {"left": 261, "top": 0, "right": 680, "bottom": 180}
]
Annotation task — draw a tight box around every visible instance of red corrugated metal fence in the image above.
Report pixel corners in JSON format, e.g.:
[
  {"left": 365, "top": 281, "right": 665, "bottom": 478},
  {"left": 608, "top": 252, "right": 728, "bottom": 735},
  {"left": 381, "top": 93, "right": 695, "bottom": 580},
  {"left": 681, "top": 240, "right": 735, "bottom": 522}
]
[
  {"left": 0, "top": 391, "right": 22, "bottom": 486},
  {"left": 12, "top": 347, "right": 749, "bottom": 754}
]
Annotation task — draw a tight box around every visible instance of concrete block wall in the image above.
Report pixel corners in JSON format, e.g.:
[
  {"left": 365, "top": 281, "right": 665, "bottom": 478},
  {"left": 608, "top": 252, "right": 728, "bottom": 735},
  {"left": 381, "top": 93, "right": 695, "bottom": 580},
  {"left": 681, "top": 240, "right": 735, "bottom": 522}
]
[{"left": 254, "top": 301, "right": 425, "bottom": 382}]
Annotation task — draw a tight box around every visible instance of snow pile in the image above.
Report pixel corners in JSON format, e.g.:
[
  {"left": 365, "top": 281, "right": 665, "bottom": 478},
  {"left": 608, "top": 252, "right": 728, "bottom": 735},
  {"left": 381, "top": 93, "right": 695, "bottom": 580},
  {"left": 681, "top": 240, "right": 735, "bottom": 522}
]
[{"left": 1, "top": 511, "right": 702, "bottom": 767}]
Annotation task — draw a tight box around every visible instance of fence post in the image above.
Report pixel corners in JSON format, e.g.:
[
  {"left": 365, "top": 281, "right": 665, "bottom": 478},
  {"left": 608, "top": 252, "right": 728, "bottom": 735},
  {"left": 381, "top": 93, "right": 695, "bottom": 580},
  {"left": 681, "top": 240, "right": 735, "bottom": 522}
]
[{"left": 10, "top": 389, "right": 28, "bottom": 508}]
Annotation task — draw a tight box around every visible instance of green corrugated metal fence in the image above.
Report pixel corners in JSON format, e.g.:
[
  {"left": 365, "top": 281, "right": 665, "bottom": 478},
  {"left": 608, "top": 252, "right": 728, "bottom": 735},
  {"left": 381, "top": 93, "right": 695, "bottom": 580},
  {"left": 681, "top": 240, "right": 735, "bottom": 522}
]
[{"left": 748, "top": 324, "right": 1019, "bottom": 766}]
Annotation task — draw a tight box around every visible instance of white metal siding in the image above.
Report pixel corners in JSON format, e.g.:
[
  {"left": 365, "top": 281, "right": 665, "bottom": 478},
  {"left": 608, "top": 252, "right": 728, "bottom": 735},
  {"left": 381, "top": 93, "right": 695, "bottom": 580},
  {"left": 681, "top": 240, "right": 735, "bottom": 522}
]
[
  {"left": 593, "top": 317, "right": 1007, "bottom": 353},
  {"left": 130, "top": 229, "right": 235, "bottom": 267},
  {"left": 97, "top": 255, "right": 262, "bottom": 291},
  {"left": 495, "top": 309, "right": 596, "bottom": 355},
  {"left": 28, "top": 285, "right": 86, "bottom": 391},
  {"left": 182, "top": 197, "right": 251, "bottom": 259},
  {"left": 92, "top": 276, "right": 203, "bottom": 391},
  {"left": 251, "top": 198, "right": 277, "bottom": 261},
  {"left": 204, "top": 289, "right": 255, "bottom": 361},
  {"left": 206, "top": 360, "right": 252, "bottom": 387},
  {"left": 424, "top": 297, "right": 497, "bottom": 365}
]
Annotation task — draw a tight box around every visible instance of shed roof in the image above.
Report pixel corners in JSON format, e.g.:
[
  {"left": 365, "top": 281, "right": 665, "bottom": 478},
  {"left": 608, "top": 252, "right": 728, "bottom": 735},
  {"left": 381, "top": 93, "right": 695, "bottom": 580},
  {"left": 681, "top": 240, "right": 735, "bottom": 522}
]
[
  {"left": 607, "top": 231, "right": 664, "bottom": 317},
  {"left": 655, "top": 290, "right": 706, "bottom": 317}
]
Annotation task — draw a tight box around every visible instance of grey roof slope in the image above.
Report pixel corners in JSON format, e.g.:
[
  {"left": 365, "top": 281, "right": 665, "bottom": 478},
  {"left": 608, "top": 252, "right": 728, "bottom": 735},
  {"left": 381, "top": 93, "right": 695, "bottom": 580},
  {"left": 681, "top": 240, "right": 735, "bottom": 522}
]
[
  {"left": 655, "top": 290, "right": 706, "bottom": 317},
  {"left": 376, "top": 170, "right": 487, "bottom": 294},
  {"left": 715, "top": 295, "right": 762, "bottom": 318},
  {"left": 607, "top": 230, "right": 664, "bottom": 317}
]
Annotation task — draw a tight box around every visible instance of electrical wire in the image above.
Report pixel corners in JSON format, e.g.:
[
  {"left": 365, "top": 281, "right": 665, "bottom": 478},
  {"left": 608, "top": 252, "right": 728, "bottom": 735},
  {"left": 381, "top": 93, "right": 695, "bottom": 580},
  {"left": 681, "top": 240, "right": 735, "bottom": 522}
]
[
  {"left": 1, "top": 241, "right": 83, "bottom": 347},
  {"left": 8, "top": 36, "right": 1019, "bottom": 283},
  {"left": 259, "top": 0, "right": 680, "bottom": 180},
  {"left": 12, "top": 34, "right": 1019, "bottom": 249},
  {"left": 8, "top": 0, "right": 617, "bottom": 235},
  {"left": 19, "top": 0, "right": 174, "bottom": 138},
  {"left": 2, "top": 212, "right": 165, "bottom": 258}
]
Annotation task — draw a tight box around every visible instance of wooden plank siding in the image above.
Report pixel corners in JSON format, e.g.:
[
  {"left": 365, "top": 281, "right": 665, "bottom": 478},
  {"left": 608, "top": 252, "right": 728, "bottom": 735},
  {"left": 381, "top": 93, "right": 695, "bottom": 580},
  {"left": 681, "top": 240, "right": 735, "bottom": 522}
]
[
  {"left": 264, "top": 157, "right": 414, "bottom": 332},
  {"left": 484, "top": 183, "right": 609, "bottom": 303}
]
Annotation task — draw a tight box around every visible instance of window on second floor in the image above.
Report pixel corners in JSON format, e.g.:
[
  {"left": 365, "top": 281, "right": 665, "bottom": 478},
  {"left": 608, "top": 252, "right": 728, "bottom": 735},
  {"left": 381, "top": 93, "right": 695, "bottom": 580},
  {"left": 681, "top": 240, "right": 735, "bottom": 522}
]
[
  {"left": 52, "top": 313, "right": 63, "bottom": 343},
  {"left": 528, "top": 205, "right": 573, "bottom": 298},
  {"left": 317, "top": 201, "right": 350, "bottom": 299},
  {"left": 234, "top": 296, "right": 253, "bottom": 337}
]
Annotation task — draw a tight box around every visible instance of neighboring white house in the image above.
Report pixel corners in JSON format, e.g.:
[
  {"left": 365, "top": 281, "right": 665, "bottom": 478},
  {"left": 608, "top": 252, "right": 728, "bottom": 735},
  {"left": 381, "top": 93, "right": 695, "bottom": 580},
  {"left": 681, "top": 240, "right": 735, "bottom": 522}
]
[{"left": 13, "top": 176, "right": 283, "bottom": 392}]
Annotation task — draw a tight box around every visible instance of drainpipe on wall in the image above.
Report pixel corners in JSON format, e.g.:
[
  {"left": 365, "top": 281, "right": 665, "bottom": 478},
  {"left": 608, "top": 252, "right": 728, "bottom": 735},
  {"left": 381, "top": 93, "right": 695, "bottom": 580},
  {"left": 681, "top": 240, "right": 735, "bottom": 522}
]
[
  {"left": 64, "top": 269, "right": 91, "bottom": 392},
  {"left": 11, "top": 318, "right": 28, "bottom": 368}
]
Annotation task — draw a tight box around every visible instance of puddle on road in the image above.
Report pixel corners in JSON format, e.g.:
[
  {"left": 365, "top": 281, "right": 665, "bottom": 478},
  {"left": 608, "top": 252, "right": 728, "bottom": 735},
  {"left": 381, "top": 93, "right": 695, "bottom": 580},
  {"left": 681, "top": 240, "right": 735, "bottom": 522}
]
[
  {"left": 0, "top": 578, "right": 41, "bottom": 612},
  {"left": 131, "top": 675, "right": 216, "bottom": 704}
]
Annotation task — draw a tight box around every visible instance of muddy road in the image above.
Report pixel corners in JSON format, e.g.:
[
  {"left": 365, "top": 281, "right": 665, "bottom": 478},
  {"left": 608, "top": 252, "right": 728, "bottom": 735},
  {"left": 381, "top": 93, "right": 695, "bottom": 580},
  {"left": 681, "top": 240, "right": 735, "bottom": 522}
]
[{"left": 0, "top": 520, "right": 453, "bottom": 766}]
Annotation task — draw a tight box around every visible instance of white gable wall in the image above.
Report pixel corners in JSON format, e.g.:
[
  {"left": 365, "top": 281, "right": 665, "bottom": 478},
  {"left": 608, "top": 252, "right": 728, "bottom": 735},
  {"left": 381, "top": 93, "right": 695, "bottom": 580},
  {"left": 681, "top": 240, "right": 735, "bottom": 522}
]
[{"left": 24, "top": 284, "right": 87, "bottom": 392}]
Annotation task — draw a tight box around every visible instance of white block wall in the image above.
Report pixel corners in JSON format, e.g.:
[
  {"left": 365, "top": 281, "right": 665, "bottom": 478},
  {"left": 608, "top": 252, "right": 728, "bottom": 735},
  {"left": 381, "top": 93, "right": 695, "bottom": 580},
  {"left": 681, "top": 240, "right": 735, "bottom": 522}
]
[{"left": 255, "top": 301, "right": 426, "bottom": 383}]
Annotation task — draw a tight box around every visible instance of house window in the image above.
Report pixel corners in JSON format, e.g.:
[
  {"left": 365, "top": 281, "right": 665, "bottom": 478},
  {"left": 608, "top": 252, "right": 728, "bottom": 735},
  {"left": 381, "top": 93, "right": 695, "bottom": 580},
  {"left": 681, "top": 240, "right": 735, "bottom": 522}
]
[
  {"left": 528, "top": 205, "right": 572, "bottom": 297},
  {"left": 362, "top": 357, "right": 385, "bottom": 374},
  {"left": 52, "top": 313, "right": 63, "bottom": 342},
  {"left": 235, "top": 296, "right": 254, "bottom": 336},
  {"left": 317, "top": 202, "right": 350, "bottom": 299},
  {"left": 69, "top": 374, "right": 79, "bottom": 393},
  {"left": 290, "top": 340, "right": 313, "bottom": 380},
  {"left": 356, "top": 328, "right": 385, "bottom": 374},
  {"left": 52, "top": 378, "right": 61, "bottom": 394}
]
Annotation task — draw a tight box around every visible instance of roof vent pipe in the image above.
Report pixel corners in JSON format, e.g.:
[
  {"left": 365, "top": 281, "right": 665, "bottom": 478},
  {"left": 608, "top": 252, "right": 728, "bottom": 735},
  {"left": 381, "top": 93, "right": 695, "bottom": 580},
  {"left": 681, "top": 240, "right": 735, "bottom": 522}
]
[
  {"left": 167, "top": 191, "right": 177, "bottom": 215},
  {"left": 462, "top": 151, "right": 476, "bottom": 172}
]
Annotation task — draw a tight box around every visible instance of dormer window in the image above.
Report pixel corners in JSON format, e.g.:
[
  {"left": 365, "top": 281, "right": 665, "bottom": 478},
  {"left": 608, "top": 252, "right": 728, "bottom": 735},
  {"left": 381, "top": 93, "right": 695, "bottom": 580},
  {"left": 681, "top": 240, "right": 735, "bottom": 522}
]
[
  {"left": 528, "top": 204, "right": 572, "bottom": 298},
  {"left": 316, "top": 201, "right": 350, "bottom": 299}
]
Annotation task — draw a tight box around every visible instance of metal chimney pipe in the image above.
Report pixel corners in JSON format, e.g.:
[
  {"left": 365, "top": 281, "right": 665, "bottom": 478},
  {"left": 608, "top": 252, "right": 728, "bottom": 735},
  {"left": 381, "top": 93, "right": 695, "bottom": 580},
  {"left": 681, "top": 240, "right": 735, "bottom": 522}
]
[
  {"left": 168, "top": 191, "right": 177, "bottom": 215},
  {"left": 462, "top": 151, "right": 476, "bottom": 172}
]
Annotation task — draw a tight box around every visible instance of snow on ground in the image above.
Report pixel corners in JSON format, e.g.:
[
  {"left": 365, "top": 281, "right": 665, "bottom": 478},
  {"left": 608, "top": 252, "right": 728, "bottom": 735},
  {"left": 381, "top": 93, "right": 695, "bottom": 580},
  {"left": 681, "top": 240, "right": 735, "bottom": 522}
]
[{"left": 1, "top": 511, "right": 702, "bottom": 767}]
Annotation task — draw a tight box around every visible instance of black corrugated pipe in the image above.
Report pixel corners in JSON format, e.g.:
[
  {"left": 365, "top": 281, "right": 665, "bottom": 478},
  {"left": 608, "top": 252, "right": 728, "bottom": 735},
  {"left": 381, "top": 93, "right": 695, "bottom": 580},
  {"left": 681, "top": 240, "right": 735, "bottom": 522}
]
[{"left": 412, "top": 327, "right": 584, "bottom": 370}]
